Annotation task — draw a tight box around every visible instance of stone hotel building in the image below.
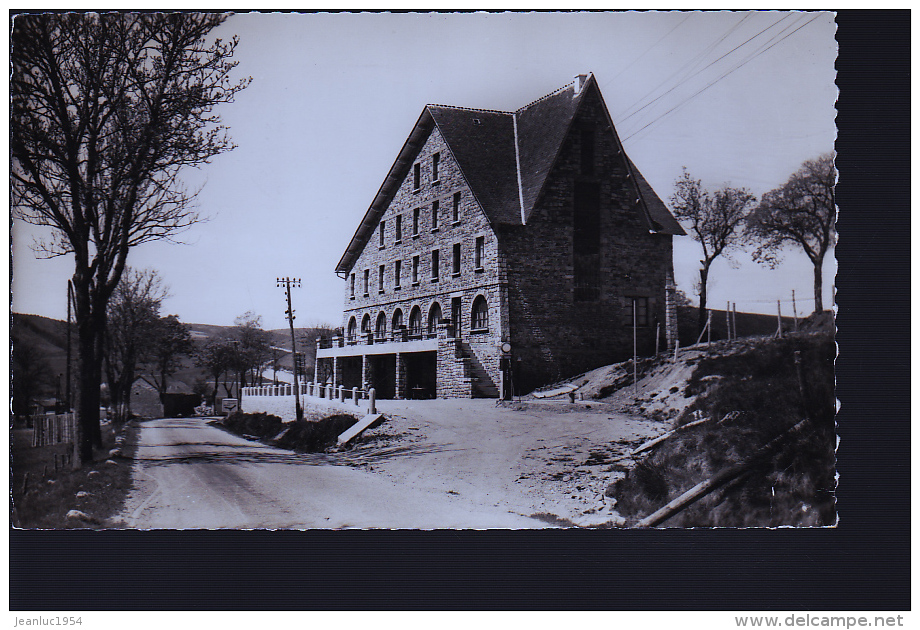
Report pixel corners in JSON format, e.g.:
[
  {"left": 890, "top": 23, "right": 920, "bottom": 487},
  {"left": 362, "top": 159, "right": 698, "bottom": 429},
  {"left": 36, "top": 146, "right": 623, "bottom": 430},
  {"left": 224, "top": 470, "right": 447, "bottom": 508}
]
[{"left": 315, "top": 74, "right": 685, "bottom": 399}]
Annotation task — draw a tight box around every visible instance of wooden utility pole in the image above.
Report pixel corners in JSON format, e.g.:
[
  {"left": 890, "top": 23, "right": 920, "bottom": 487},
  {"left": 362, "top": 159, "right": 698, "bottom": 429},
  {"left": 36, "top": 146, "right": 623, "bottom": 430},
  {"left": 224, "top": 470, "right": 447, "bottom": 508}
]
[
  {"left": 633, "top": 299, "right": 638, "bottom": 397},
  {"left": 726, "top": 302, "right": 731, "bottom": 341},
  {"left": 776, "top": 300, "right": 783, "bottom": 338},
  {"left": 792, "top": 290, "right": 799, "bottom": 332},
  {"left": 732, "top": 303, "right": 737, "bottom": 340},
  {"left": 277, "top": 277, "right": 304, "bottom": 422},
  {"left": 65, "top": 280, "right": 73, "bottom": 410}
]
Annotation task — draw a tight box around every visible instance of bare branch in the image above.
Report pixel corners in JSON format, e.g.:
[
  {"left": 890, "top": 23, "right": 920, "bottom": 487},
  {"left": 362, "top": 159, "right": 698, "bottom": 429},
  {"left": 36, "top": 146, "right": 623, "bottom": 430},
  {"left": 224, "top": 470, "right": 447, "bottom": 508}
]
[{"left": 11, "top": 12, "right": 248, "bottom": 461}]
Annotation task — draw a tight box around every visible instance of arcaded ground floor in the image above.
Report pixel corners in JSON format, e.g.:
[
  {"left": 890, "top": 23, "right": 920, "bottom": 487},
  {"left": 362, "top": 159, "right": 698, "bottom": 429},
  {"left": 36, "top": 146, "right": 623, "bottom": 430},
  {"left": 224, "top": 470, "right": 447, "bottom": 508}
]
[
  {"left": 332, "top": 351, "right": 438, "bottom": 399},
  {"left": 316, "top": 339, "right": 501, "bottom": 399}
]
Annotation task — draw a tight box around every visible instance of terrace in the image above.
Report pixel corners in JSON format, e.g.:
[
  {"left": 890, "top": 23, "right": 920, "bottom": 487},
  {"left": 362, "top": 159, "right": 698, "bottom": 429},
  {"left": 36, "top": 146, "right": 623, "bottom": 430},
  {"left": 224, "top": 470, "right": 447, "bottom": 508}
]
[{"left": 315, "top": 326, "right": 444, "bottom": 359}]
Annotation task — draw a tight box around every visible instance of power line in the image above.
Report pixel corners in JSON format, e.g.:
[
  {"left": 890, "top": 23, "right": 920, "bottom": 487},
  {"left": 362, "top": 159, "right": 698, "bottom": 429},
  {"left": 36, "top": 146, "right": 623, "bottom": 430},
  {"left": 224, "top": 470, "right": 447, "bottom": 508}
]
[
  {"left": 622, "top": 13, "right": 824, "bottom": 142},
  {"left": 619, "top": 13, "right": 791, "bottom": 128},
  {"left": 604, "top": 14, "right": 691, "bottom": 85},
  {"left": 616, "top": 14, "right": 750, "bottom": 123}
]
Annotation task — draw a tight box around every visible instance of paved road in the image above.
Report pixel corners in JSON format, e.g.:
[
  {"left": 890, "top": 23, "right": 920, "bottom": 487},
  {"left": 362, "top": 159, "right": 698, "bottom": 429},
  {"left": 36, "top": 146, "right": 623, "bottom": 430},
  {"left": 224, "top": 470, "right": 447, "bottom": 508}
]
[{"left": 120, "top": 416, "right": 540, "bottom": 529}]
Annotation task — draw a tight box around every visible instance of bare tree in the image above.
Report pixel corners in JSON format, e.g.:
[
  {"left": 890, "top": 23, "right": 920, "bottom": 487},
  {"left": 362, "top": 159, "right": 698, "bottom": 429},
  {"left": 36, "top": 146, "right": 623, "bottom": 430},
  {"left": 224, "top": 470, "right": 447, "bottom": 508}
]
[
  {"left": 670, "top": 169, "right": 756, "bottom": 335},
  {"left": 747, "top": 154, "right": 836, "bottom": 314},
  {"left": 145, "top": 315, "right": 194, "bottom": 396},
  {"left": 233, "top": 311, "right": 271, "bottom": 387},
  {"left": 104, "top": 268, "right": 166, "bottom": 425},
  {"left": 11, "top": 14, "right": 248, "bottom": 465},
  {"left": 196, "top": 336, "right": 235, "bottom": 405}
]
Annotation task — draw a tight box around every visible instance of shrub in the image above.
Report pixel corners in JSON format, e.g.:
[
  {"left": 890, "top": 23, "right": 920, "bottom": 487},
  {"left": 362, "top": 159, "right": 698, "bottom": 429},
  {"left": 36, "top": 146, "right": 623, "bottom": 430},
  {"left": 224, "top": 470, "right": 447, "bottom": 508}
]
[
  {"left": 275, "top": 415, "right": 359, "bottom": 453},
  {"left": 223, "top": 411, "right": 284, "bottom": 438}
]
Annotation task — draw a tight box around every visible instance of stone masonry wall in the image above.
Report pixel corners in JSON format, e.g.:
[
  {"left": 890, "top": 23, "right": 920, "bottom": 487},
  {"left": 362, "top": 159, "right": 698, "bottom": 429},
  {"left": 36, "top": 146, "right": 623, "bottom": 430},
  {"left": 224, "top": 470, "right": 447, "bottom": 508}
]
[
  {"left": 339, "top": 125, "right": 504, "bottom": 397},
  {"left": 502, "top": 87, "right": 675, "bottom": 393}
]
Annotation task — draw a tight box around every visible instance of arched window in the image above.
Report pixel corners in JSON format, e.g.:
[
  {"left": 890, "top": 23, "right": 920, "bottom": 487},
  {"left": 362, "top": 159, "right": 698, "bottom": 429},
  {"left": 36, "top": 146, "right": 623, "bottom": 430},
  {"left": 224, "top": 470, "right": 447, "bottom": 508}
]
[
  {"left": 392, "top": 308, "right": 404, "bottom": 331},
  {"left": 471, "top": 295, "right": 489, "bottom": 331},
  {"left": 409, "top": 306, "right": 423, "bottom": 338},
  {"left": 347, "top": 316, "right": 357, "bottom": 342},
  {"left": 376, "top": 312, "right": 387, "bottom": 339},
  {"left": 361, "top": 313, "right": 371, "bottom": 336},
  {"left": 428, "top": 302, "right": 442, "bottom": 336}
]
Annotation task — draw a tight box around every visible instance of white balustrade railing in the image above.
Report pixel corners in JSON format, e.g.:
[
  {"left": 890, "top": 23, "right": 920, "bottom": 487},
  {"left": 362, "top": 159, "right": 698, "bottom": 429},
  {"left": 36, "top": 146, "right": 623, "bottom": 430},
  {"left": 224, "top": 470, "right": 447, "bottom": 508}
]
[{"left": 241, "top": 381, "right": 369, "bottom": 408}]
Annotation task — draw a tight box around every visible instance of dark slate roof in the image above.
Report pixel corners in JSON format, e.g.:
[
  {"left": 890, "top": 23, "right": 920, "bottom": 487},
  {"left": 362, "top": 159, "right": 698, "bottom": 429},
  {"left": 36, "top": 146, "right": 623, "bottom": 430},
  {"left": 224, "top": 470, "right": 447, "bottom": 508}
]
[
  {"left": 629, "top": 158, "right": 686, "bottom": 236},
  {"left": 336, "top": 74, "right": 683, "bottom": 274},
  {"left": 515, "top": 83, "right": 584, "bottom": 223},
  {"left": 427, "top": 107, "right": 520, "bottom": 225}
]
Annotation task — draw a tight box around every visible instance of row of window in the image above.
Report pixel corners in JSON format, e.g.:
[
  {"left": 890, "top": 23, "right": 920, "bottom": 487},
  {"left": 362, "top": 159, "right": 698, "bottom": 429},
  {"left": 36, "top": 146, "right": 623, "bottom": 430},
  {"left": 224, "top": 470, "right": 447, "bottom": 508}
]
[
  {"left": 351, "top": 237, "right": 486, "bottom": 298},
  {"left": 346, "top": 295, "right": 489, "bottom": 341},
  {"left": 413, "top": 152, "right": 440, "bottom": 192},
  {"left": 379, "top": 191, "right": 462, "bottom": 249}
]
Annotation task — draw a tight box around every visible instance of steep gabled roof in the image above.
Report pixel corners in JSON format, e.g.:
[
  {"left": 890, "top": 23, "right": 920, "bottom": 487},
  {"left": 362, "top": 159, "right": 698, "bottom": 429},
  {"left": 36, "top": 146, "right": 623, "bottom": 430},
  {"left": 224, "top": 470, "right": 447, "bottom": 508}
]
[
  {"left": 335, "top": 74, "right": 683, "bottom": 275},
  {"left": 515, "top": 81, "right": 585, "bottom": 223},
  {"left": 336, "top": 108, "right": 437, "bottom": 276},
  {"left": 427, "top": 106, "right": 520, "bottom": 225},
  {"left": 628, "top": 158, "right": 686, "bottom": 235}
]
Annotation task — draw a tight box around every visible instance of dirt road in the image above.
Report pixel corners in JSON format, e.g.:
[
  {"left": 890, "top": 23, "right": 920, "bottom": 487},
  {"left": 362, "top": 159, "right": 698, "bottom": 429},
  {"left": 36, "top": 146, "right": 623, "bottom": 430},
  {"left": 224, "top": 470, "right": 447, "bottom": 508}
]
[
  {"left": 355, "top": 399, "right": 668, "bottom": 526},
  {"left": 119, "top": 416, "right": 541, "bottom": 529}
]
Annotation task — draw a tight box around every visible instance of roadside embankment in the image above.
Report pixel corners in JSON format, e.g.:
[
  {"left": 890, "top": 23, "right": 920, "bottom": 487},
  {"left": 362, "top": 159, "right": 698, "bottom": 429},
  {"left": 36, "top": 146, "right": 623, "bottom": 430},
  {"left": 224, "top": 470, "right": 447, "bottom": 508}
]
[
  {"left": 213, "top": 407, "right": 376, "bottom": 453},
  {"left": 612, "top": 331, "right": 836, "bottom": 527}
]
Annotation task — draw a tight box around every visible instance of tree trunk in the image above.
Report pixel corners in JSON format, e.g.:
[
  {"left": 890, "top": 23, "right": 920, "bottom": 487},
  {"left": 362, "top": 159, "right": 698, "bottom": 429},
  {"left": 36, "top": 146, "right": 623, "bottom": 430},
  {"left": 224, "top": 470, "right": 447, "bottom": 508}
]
[
  {"left": 72, "top": 277, "right": 106, "bottom": 467},
  {"left": 212, "top": 374, "right": 221, "bottom": 405},
  {"left": 75, "top": 323, "right": 103, "bottom": 465},
  {"left": 698, "top": 264, "right": 710, "bottom": 336},
  {"left": 813, "top": 257, "right": 824, "bottom": 314}
]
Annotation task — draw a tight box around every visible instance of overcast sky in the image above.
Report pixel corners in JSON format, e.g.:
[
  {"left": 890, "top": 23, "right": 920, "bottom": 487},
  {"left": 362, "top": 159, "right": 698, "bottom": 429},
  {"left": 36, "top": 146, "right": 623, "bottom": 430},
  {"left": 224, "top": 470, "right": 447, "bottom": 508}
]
[{"left": 11, "top": 11, "right": 837, "bottom": 330}]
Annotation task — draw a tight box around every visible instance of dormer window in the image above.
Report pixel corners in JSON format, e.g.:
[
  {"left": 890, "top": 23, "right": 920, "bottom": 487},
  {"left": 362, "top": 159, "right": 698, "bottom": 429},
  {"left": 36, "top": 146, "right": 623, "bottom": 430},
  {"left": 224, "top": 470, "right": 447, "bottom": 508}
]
[
  {"left": 413, "top": 163, "right": 421, "bottom": 192},
  {"left": 432, "top": 152, "right": 440, "bottom": 183}
]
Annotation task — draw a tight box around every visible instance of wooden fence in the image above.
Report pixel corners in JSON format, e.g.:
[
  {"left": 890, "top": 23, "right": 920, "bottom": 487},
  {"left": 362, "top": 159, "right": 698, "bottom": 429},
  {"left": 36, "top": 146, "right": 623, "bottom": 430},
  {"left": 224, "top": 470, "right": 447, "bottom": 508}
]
[{"left": 30, "top": 413, "right": 75, "bottom": 447}]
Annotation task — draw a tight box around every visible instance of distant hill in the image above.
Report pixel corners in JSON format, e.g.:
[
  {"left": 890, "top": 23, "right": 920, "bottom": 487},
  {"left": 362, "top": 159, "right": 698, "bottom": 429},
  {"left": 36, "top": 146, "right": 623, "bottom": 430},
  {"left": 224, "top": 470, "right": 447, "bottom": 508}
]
[
  {"left": 11, "top": 313, "right": 70, "bottom": 383},
  {"left": 11, "top": 313, "right": 336, "bottom": 397}
]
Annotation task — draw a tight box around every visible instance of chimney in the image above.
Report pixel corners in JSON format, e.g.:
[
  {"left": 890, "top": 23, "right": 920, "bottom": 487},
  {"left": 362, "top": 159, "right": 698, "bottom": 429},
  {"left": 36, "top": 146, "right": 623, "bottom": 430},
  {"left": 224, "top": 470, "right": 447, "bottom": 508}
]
[{"left": 573, "top": 74, "right": 589, "bottom": 96}]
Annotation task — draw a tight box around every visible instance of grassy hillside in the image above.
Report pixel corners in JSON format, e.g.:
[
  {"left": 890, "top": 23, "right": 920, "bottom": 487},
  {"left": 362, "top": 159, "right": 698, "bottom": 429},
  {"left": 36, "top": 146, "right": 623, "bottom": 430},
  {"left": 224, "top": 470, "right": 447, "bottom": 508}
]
[
  {"left": 11, "top": 313, "right": 71, "bottom": 379},
  {"left": 613, "top": 329, "right": 836, "bottom": 527}
]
